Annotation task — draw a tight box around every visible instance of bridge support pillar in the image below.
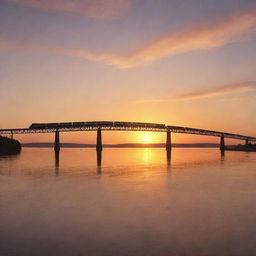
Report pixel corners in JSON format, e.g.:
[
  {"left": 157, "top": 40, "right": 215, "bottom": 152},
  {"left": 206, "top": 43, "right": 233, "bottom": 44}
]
[
  {"left": 96, "top": 128, "right": 102, "bottom": 167},
  {"left": 11, "top": 131, "right": 13, "bottom": 139},
  {"left": 54, "top": 129, "right": 60, "bottom": 152},
  {"left": 220, "top": 135, "right": 225, "bottom": 151},
  {"left": 166, "top": 129, "right": 172, "bottom": 152},
  {"left": 96, "top": 128, "right": 102, "bottom": 152},
  {"left": 245, "top": 139, "right": 249, "bottom": 146}
]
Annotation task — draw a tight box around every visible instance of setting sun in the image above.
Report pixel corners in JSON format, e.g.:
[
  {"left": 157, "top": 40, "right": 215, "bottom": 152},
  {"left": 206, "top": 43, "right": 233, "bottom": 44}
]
[
  {"left": 143, "top": 135, "right": 150, "bottom": 143},
  {"left": 134, "top": 132, "right": 163, "bottom": 144}
]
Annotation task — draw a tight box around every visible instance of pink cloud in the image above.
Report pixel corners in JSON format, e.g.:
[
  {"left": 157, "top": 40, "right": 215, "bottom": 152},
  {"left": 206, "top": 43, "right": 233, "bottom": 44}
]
[
  {"left": 0, "top": 8, "right": 256, "bottom": 67},
  {"left": 134, "top": 81, "right": 256, "bottom": 104},
  {"left": 9, "top": 0, "right": 134, "bottom": 18}
]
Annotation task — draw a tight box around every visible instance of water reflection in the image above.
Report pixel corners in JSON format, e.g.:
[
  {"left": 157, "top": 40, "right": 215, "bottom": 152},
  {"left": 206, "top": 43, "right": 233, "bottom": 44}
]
[
  {"left": 97, "top": 164, "right": 102, "bottom": 175},
  {"left": 0, "top": 153, "right": 20, "bottom": 175},
  {"left": 1, "top": 148, "right": 255, "bottom": 177},
  {"left": 166, "top": 149, "right": 171, "bottom": 170},
  {"left": 55, "top": 150, "right": 60, "bottom": 176},
  {"left": 1, "top": 148, "right": 256, "bottom": 256},
  {"left": 97, "top": 150, "right": 102, "bottom": 166},
  {"left": 220, "top": 149, "right": 225, "bottom": 164},
  {"left": 97, "top": 150, "right": 102, "bottom": 175}
]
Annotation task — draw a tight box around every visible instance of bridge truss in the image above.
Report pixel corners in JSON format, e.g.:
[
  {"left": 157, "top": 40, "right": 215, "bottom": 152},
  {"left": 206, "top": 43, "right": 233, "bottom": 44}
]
[{"left": 0, "top": 121, "right": 255, "bottom": 142}]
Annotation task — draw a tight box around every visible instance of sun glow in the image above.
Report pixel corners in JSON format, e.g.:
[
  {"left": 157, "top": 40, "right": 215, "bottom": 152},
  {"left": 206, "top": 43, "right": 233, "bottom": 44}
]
[
  {"left": 143, "top": 135, "right": 151, "bottom": 143},
  {"left": 134, "top": 132, "right": 163, "bottom": 144}
]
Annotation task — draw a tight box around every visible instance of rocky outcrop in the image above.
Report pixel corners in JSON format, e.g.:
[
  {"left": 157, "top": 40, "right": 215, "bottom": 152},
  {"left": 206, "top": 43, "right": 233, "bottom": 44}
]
[{"left": 0, "top": 136, "right": 21, "bottom": 155}]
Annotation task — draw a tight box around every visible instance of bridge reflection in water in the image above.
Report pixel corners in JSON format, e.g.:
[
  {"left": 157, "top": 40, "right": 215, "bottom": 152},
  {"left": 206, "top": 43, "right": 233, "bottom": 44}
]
[
  {"left": 53, "top": 144, "right": 226, "bottom": 176},
  {"left": 55, "top": 150, "right": 60, "bottom": 176}
]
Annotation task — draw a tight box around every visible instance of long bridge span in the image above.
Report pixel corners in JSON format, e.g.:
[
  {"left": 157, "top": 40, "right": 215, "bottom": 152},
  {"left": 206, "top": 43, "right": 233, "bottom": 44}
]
[{"left": 0, "top": 121, "right": 256, "bottom": 153}]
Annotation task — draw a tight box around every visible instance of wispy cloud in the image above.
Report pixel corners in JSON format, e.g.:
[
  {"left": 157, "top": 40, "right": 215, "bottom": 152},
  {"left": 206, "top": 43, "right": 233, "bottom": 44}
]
[
  {"left": 134, "top": 81, "right": 256, "bottom": 104},
  {"left": 9, "top": 0, "right": 134, "bottom": 19},
  {"left": 0, "top": 8, "right": 256, "bottom": 67},
  {"left": 125, "top": 9, "right": 256, "bottom": 67}
]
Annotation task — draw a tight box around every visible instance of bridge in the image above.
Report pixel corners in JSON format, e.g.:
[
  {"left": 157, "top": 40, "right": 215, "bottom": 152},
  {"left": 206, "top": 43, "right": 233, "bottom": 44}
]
[{"left": 0, "top": 121, "right": 256, "bottom": 154}]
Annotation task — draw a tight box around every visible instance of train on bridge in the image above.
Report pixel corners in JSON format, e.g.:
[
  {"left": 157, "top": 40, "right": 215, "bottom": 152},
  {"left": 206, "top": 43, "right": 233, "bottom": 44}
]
[
  {"left": 28, "top": 122, "right": 252, "bottom": 141},
  {"left": 29, "top": 121, "right": 166, "bottom": 130}
]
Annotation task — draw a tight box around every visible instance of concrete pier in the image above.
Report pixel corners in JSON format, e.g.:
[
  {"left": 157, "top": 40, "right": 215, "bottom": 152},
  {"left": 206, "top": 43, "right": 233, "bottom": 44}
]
[
  {"left": 54, "top": 129, "right": 60, "bottom": 152},
  {"left": 220, "top": 134, "right": 225, "bottom": 151},
  {"left": 96, "top": 128, "right": 102, "bottom": 168},
  {"left": 96, "top": 128, "right": 102, "bottom": 152},
  {"left": 166, "top": 129, "right": 172, "bottom": 151}
]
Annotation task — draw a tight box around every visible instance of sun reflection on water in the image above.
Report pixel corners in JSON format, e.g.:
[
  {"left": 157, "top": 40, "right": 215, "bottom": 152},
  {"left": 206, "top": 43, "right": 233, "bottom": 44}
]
[{"left": 0, "top": 147, "right": 254, "bottom": 178}]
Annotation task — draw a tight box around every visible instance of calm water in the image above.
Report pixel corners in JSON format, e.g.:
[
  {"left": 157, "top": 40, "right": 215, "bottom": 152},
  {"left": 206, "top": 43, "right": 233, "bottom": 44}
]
[{"left": 1, "top": 148, "right": 256, "bottom": 256}]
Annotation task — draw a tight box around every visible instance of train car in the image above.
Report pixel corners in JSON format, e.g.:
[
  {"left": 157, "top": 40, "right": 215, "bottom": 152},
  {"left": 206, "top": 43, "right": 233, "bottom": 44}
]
[
  {"left": 114, "top": 121, "right": 142, "bottom": 128},
  {"left": 29, "top": 123, "right": 60, "bottom": 129},
  {"left": 129, "top": 122, "right": 151, "bottom": 128},
  {"left": 46, "top": 123, "right": 59, "bottom": 129},
  {"left": 130, "top": 122, "right": 146, "bottom": 127},
  {"left": 114, "top": 121, "right": 131, "bottom": 127},
  {"left": 140, "top": 122, "right": 165, "bottom": 129},
  {"left": 184, "top": 127, "right": 198, "bottom": 132},
  {"left": 83, "top": 121, "right": 113, "bottom": 127},
  {"left": 59, "top": 122, "right": 73, "bottom": 128},
  {"left": 29, "top": 123, "right": 47, "bottom": 129},
  {"left": 73, "top": 122, "right": 85, "bottom": 127},
  {"left": 147, "top": 123, "right": 166, "bottom": 129},
  {"left": 114, "top": 122, "right": 165, "bottom": 129},
  {"left": 96, "top": 121, "right": 113, "bottom": 127},
  {"left": 166, "top": 125, "right": 184, "bottom": 131}
]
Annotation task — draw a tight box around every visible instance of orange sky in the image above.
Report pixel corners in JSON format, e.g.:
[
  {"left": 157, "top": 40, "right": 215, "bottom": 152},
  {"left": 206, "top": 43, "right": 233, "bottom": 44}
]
[{"left": 0, "top": 0, "right": 256, "bottom": 144}]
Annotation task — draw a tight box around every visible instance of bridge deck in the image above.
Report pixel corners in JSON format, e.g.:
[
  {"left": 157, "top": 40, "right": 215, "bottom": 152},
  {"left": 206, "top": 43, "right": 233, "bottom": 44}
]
[{"left": 0, "top": 121, "right": 255, "bottom": 141}]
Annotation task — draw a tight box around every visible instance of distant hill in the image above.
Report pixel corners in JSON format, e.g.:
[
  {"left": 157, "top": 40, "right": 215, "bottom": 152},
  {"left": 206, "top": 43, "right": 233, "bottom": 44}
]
[{"left": 22, "top": 142, "right": 220, "bottom": 148}]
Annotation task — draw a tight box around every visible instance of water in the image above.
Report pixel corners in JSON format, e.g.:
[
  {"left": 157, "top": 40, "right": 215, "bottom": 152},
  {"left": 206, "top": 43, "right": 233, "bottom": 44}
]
[{"left": 1, "top": 148, "right": 256, "bottom": 256}]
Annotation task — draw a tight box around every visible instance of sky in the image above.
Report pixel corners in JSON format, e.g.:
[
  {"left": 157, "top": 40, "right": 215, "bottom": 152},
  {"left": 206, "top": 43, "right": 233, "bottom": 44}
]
[{"left": 0, "top": 0, "right": 256, "bottom": 144}]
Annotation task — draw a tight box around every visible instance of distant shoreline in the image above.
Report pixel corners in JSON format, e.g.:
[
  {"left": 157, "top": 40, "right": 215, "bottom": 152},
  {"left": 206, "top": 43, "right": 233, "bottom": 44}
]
[{"left": 22, "top": 142, "right": 222, "bottom": 148}]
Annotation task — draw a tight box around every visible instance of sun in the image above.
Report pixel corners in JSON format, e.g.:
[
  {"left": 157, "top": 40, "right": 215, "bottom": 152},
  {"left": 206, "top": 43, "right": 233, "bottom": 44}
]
[
  {"left": 143, "top": 135, "right": 151, "bottom": 143},
  {"left": 136, "top": 132, "right": 157, "bottom": 144}
]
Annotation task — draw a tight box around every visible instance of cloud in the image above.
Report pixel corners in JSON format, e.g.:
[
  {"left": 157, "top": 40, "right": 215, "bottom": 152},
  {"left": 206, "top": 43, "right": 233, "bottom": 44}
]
[
  {"left": 134, "top": 81, "right": 256, "bottom": 104},
  {"left": 0, "top": 8, "right": 256, "bottom": 67},
  {"left": 125, "top": 9, "right": 256, "bottom": 67},
  {"left": 8, "top": 0, "right": 134, "bottom": 19}
]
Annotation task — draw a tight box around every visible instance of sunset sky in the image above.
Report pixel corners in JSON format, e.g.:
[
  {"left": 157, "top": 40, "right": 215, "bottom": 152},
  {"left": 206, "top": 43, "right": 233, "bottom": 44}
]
[{"left": 0, "top": 0, "right": 256, "bottom": 144}]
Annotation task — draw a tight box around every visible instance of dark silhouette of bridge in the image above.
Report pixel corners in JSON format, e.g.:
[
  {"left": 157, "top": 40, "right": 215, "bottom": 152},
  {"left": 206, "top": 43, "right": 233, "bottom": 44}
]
[
  {"left": 1, "top": 121, "right": 255, "bottom": 170},
  {"left": 1, "top": 121, "right": 255, "bottom": 150}
]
